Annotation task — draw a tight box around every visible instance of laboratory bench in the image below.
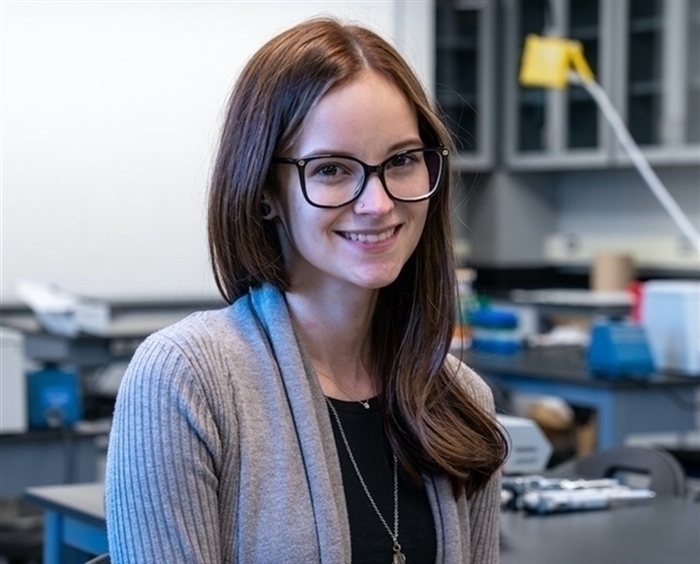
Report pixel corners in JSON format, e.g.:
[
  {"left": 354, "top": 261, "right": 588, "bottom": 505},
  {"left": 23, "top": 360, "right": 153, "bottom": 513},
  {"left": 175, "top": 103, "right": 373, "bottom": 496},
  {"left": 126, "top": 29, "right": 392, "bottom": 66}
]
[
  {"left": 500, "top": 496, "right": 700, "bottom": 564},
  {"left": 24, "top": 482, "right": 700, "bottom": 564},
  {"left": 24, "top": 483, "right": 106, "bottom": 564},
  {"left": 458, "top": 345, "right": 700, "bottom": 450},
  {"left": 0, "top": 427, "right": 108, "bottom": 563},
  {"left": 0, "top": 424, "right": 109, "bottom": 499}
]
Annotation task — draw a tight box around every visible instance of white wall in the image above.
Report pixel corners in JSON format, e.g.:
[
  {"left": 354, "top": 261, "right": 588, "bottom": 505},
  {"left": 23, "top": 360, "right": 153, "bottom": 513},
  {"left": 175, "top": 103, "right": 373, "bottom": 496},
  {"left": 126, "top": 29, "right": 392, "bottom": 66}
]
[
  {"left": 556, "top": 167, "right": 700, "bottom": 238},
  {"left": 1, "top": 0, "right": 434, "bottom": 305},
  {"left": 551, "top": 166, "right": 700, "bottom": 268}
]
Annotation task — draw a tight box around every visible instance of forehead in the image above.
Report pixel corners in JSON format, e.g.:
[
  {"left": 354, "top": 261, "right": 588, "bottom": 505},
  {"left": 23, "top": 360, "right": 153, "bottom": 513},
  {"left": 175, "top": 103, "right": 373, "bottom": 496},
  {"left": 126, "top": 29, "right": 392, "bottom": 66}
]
[{"left": 292, "top": 70, "right": 420, "bottom": 158}]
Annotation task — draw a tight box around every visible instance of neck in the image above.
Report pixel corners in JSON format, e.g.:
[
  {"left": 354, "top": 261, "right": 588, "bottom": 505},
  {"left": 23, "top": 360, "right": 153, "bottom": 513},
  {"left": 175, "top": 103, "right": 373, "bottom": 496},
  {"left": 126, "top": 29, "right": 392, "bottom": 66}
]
[{"left": 285, "top": 284, "right": 378, "bottom": 401}]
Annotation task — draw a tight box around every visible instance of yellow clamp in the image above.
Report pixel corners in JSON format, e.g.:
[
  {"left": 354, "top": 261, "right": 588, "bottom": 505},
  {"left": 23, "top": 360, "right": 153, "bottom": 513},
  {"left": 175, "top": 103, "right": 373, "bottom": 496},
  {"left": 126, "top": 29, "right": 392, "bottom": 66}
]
[{"left": 519, "top": 34, "right": 595, "bottom": 89}]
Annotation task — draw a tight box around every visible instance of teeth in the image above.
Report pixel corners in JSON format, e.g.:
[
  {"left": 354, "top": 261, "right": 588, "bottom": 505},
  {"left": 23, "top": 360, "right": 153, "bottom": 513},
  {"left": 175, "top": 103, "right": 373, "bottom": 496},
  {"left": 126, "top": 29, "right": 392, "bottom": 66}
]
[{"left": 342, "top": 227, "right": 396, "bottom": 242}]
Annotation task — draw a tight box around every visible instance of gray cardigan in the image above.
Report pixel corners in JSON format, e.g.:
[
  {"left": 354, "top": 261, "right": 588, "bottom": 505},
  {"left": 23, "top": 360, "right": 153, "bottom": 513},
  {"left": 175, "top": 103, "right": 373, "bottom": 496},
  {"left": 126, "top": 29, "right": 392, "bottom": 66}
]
[{"left": 105, "top": 283, "right": 501, "bottom": 563}]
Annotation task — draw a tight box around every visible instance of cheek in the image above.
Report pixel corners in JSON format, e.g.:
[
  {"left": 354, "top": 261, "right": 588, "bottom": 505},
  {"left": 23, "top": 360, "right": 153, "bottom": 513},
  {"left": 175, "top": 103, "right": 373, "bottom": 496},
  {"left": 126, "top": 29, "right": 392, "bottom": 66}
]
[
  {"left": 410, "top": 204, "right": 430, "bottom": 240},
  {"left": 275, "top": 196, "right": 328, "bottom": 253}
]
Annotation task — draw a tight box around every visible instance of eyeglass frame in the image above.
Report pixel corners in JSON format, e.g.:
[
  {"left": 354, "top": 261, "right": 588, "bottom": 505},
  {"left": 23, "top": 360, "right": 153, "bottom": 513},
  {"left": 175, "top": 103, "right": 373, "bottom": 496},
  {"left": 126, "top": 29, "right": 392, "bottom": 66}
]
[{"left": 272, "top": 146, "right": 450, "bottom": 209}]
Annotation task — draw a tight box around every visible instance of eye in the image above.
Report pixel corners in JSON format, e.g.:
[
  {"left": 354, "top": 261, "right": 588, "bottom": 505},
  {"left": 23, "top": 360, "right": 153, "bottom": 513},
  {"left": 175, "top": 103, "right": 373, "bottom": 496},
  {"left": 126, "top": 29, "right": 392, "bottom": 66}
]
[
  {"left": 306, "top": 158, "right": 357, "bottom": 184},
  {"left": 387, "top": 151, "right": 421, "bottom": 170},
  {"left": 317, "top": 164, "right": 342, "bottom": 177}
]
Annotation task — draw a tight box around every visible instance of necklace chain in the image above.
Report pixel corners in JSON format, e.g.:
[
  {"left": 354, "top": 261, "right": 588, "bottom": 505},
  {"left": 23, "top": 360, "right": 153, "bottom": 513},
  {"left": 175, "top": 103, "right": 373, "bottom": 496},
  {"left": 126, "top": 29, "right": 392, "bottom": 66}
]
[
  {"left": 326, "top": 397, "right": 405, "bottom": 562},
  {"left": 318, "top": 370, "right": 371, "bottom": 409}
]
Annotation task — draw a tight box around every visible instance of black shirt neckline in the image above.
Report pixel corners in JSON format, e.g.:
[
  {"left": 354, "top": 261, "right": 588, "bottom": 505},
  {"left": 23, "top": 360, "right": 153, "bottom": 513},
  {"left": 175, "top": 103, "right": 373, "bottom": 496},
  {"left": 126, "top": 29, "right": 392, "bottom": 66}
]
[{"left": 325, "top": 395, "right": 380, "bottom": 413}]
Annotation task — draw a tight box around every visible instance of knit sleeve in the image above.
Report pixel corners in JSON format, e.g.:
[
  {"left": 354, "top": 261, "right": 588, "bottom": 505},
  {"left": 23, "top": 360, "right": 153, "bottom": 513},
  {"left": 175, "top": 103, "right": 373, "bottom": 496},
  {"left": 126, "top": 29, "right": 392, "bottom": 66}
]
[
  {"left": 468, "top": 469, "right": 501, "bottom": 563},
  {"left": 105, "top": 332, "right": 231, "bottom": 564},
  {"left": 448, "top": 356, "right": 502, "bottom": 564}
]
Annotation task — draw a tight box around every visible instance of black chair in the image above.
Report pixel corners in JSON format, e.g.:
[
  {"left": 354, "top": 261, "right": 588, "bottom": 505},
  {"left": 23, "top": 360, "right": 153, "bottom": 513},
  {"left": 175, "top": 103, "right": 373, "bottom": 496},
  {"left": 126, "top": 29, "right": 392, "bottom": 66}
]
[
  {"left": 84, "top": 554, "right": 110, "bottom": 564},
  {"left": 547, "top": 446, "right": 686, "bottom": 497}
]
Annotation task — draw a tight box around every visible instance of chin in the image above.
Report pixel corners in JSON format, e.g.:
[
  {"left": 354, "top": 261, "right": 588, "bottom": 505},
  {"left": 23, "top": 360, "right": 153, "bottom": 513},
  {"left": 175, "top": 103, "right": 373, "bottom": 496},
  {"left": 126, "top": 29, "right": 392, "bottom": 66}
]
[{"left": 351, "top": 269, "right": 403, "bottom": 290}]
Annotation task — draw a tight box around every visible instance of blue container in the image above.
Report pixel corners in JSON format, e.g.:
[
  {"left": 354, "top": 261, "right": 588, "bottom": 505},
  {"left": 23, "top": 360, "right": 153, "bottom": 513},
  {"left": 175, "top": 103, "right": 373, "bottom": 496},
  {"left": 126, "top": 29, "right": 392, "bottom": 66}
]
[
  {"left": 468, "top": 308, "right": 522, "bottom": 354},
  {"left": 27, "top": 367, "right": 82, "bottom": 429},
  {"left": 587, "top": 320, "right": 655, "bottom": 378}
]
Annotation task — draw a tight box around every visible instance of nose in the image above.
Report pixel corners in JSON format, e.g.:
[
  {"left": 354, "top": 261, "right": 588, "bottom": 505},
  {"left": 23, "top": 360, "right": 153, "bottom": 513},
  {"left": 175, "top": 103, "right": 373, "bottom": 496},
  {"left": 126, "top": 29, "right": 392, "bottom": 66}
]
[{"left": 353, "top": 173, "right": 394, "bottom": 215}]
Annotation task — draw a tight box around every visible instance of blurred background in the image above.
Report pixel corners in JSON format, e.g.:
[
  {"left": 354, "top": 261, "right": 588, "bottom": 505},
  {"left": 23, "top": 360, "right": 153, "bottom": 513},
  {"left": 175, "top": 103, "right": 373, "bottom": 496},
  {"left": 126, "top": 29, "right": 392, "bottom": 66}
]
[
  {"left": 2, "top": 0, "right": 698, "bottom": 304},
  {"left": 1, "top": 1, "right": 699, "bottom": 562}
]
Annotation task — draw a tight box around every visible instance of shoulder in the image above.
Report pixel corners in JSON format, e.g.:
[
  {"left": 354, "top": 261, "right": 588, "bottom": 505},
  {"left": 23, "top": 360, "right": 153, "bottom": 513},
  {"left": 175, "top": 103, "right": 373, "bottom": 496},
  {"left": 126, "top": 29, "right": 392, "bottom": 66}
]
[
  {"left": 147, "top": 307, "right": 237, "bottom": 352},
  {"left": 117, "top": 309, "right": 229, "bottom": 400},
  {"left": 121, "top": 300, "right": 266, "bottom": 397},
  {"left": 134, "top": 295, "right": 267, "bottom": 370},
  {"left": 121, "top": 288, "right": 289, "bottom": 393},
  {"left": 444, "top": 353, "right": 495, "bottom": 413},
  {"left": 133, "top": 308, "right": 234, "bottom": 371}
]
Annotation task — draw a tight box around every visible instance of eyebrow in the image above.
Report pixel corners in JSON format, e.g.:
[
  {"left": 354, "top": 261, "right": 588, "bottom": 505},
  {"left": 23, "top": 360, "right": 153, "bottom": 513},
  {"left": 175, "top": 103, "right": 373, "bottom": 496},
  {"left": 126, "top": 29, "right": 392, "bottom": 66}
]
[{"left": 301, "top": 138, "right": 425, "bottom": 159}]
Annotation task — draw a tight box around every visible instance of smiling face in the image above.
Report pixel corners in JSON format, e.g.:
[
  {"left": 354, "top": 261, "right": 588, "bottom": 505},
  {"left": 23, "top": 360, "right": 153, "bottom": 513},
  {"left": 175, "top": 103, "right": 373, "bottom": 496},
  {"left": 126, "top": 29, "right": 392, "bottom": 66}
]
[{"left": 271, "top": 70, "right": 431, "bottom": 296}]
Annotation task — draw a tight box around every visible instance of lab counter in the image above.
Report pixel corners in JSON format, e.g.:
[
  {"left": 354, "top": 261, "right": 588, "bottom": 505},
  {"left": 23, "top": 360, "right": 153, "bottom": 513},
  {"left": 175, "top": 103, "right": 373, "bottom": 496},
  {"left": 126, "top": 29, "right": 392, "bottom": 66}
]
[
  {"left": 25, "top": 482, "right": 700, "bottom": 564},
  {"left": 457, "top": 346, "right": 700, "bottom": 450},
  {"left": 500, "top": 497, "right": 700, "bottom": 564},
  {"left": 0, "top": 425, "right": 108, "bottom": 498}
]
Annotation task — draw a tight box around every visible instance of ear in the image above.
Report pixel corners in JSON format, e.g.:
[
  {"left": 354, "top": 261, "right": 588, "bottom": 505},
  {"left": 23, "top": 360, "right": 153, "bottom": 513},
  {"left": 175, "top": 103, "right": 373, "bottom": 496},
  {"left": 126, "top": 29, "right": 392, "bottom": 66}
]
[{"left": 260, "top": 197, "right": 277, "bottom": 220}]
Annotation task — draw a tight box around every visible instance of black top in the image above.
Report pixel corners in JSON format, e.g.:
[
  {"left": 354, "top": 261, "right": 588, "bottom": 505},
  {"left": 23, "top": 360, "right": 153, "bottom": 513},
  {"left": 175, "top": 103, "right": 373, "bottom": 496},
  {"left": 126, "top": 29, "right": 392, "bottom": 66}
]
[{"left": 327, "top": 396, "right": 437, "bottom": 564}]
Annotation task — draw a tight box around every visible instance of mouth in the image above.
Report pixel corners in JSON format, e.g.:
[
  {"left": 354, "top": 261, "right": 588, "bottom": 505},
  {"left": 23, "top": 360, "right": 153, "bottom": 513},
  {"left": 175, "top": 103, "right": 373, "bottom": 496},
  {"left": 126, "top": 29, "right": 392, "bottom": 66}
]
[{"left": 338, "top": 226, "right": 397, "bottom": 243}]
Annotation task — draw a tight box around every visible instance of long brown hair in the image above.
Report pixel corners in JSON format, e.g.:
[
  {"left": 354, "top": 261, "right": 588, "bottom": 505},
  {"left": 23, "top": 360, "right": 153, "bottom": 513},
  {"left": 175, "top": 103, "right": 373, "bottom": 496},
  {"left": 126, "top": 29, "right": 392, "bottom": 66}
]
[{"left": 208, "top": 18, "right": 506, "bottom": 497}]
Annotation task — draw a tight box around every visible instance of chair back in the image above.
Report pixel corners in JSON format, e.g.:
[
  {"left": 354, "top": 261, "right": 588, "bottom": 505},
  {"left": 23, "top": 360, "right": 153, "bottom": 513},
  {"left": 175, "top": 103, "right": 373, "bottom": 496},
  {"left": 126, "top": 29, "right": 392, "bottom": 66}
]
[{"left": 548, "top": 446, "right": 686, "bottom": 497}]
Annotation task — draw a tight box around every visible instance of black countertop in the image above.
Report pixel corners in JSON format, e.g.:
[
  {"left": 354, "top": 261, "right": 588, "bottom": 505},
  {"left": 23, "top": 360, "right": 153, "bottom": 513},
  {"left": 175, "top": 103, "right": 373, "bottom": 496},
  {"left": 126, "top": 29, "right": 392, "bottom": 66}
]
[{"left": 455, "top": 345, "right": 700, "bottom": 388}]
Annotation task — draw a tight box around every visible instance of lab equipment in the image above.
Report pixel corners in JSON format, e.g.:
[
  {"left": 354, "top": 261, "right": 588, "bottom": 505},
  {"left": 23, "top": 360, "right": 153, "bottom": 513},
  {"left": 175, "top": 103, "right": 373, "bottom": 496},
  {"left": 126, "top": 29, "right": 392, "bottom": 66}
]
[
  {"left": 497, "top": 415, "right": 553, "bottom": 475},
  {"left": 469, "top": 308, "right": 521, "bottom": 354},
  {"left": 641, "top": 280, "right": 700, "bottom": 375},
  {"left": 27, "top": 366, "right": 82, "bottom": 429},
  {"left": 587, "top": 319, "right": 655, "bottom": 377},
  {"left": 502, "top": 474, "right": 655, "bottom": 515},
  {"left": 16, "top": 279, "right": 110, "bottom": 338}
]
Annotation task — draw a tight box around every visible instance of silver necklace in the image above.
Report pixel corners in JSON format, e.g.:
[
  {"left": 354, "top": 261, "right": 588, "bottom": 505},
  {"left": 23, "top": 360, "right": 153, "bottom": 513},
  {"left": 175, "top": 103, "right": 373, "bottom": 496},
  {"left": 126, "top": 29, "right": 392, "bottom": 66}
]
[
  {"left": 326, "top": 397, "right": 406, "bottom": 564},
  {"left": 317, "top": 371, "right": 371, "bottom": 409}
]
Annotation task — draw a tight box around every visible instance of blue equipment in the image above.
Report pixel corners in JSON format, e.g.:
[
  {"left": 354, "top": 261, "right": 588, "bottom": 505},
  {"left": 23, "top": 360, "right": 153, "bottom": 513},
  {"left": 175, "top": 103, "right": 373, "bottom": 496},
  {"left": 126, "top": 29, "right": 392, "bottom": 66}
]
[
  {"left": 27, "top": 366, "right": 82, "bottom": 429},
  {"left": 587, "top": 320, "right": 655, "bottom": 378},
  {"left": 469, "top": 308, "right": 522, "bottom": 354}
]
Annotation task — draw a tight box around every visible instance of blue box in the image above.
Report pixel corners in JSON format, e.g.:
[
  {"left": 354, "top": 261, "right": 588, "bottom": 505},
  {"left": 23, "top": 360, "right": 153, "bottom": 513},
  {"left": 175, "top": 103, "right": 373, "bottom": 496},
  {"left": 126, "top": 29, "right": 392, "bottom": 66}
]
[
  {"left": 27, "top": 367, "right": 82, "bottom": 429},
  {"left": 587, "top": 320, "right": 655, "bottom": 378},
  {"left": 469, "top": 308, "right": 522, "bottom": 354}
]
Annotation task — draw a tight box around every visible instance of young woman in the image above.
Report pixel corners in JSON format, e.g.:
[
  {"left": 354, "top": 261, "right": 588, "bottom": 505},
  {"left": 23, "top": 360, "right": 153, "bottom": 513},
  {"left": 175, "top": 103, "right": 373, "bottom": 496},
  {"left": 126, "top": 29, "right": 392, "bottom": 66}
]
[{"left": 106, "top": 18, "right": 507, "bottom": 564}]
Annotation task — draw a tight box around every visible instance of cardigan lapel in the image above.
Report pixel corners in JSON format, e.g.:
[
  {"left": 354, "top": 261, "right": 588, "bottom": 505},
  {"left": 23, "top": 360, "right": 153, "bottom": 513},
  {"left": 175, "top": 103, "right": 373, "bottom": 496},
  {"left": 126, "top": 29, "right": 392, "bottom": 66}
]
[
  {"left": 248, "top": 284, "right": 351, "bottom": 563},
  {"left": 425, "top": 474, "right": 470, "bottom": 563}
]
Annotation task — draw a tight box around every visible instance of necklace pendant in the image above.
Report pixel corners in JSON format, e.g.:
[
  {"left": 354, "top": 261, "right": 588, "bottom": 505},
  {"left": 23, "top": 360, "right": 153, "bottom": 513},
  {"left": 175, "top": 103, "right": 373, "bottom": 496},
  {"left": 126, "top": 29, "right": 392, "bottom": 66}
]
[
  {"left": 361, "top": 400, "right": 370, "bottom": 409},
  {"left": 392, "top": 550, "right": 406, "bottom": 564}
]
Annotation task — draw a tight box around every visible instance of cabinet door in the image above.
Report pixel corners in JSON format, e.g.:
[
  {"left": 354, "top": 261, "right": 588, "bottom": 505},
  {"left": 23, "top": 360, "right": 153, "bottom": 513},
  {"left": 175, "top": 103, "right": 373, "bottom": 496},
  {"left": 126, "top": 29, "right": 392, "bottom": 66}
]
[
  {"left": 686, "top": 0, "right": 700, "bottom": 146},
  {"left": 615, "top": 0, "right": 700, "bottom": 165},
  {"left": 434, "top": 0, "right": 495, "bottom": 170},
  {"left": 503, "top": 0, "right": 613, "bottom": 169},
  {"left": 502, "top": 0, "right": 700, "bottom": 169}
]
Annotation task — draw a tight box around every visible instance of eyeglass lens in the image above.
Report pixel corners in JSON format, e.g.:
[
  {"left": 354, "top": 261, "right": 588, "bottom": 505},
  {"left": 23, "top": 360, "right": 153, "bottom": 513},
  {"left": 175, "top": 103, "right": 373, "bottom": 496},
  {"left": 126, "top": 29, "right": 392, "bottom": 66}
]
[{"left": 302, "top": 149, "right": 443, "bottom": 207}]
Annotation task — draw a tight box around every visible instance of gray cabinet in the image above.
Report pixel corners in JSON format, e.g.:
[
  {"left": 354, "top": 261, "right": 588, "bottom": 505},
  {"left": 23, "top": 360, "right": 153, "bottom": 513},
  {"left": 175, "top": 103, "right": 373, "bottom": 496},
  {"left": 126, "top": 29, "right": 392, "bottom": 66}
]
[
  {"left": 433, "top": 0, "right": 699, "bottom": 268},
  {"left": 616, "top": 0, "right": 700, "bottom": 165},
  {"left": 434, "top": 0, "right": 496, "bottom": 170},
  {"left": 498, "top": 0, "right": 700, "bottom": 170}
]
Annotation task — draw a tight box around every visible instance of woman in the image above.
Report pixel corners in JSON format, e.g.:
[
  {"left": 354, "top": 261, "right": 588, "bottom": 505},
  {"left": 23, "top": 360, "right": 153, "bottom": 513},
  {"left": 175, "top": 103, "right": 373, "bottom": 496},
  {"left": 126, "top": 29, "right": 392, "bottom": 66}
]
[{"left": 106, "top": 17, "right": 507, "bottom": 564}]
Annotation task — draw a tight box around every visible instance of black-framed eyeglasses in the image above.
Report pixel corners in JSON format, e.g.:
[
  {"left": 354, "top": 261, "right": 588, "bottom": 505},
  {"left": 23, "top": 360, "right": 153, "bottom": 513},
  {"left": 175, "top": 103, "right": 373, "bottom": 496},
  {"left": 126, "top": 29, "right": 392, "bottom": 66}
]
[{"left": 273, "top": 147, "right": 449, "bottom": 209}]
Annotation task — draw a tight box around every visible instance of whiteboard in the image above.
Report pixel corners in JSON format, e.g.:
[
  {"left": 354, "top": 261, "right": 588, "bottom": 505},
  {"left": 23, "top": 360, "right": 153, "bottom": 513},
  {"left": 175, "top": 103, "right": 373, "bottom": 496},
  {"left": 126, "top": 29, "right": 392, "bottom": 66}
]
[{"left": 1, "top": 1, "right": 433, "bottom": 305}]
